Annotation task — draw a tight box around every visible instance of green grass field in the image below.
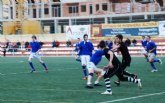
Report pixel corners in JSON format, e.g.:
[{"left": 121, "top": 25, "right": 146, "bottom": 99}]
[{"left": 0, "top": 57, "right": 165, "bottom": 103}]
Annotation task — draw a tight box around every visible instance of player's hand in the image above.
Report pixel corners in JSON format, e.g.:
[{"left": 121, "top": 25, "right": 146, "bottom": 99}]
[
  {"left": 109, "top": 62, "right": 114, "bottom": 68},
  {"left": 103, "top": 66, "right": 109, "bottom": 70}
]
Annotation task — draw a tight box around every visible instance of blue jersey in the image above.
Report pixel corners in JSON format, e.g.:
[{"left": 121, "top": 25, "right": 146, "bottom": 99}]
[
  {"left": 146, "top": 41, "right": 157, "bottom": 55},
  {"left": 108, "top": 42, "right": 113, "bottom": 50},
  {"left": 30, "top": 41, "right": 41, "bottom": 53},
  {"left": 75, "top": 42, "right": 80, "bottom": 52},
  {"left": 141, "top": 39, "right": 148, "bottom": 48},
  {"left": 79, "top": 41, "right": 94, "bottom": 56},
  {"left": 90, "top": 50, "right": 105, "bottom": 65}
]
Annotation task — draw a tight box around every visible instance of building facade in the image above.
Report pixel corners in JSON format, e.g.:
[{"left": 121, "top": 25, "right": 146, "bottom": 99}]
[{"left": 0, "top": 0, "right": 165, "bottom": 34}]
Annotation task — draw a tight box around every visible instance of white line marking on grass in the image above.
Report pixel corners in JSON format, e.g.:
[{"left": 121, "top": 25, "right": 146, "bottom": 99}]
[
  {"left": 0, "top": 68, "right": 77, "bottom": 76},
  {"left": 99, "top": 91, "right": 165, "bottom": 103},
  {"left": 0, "top": 99, "right": 73, "bottom": 103}
]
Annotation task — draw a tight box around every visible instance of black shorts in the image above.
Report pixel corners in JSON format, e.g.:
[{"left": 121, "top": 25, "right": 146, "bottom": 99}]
[
  {"left": 104, "top": 64, "right": 123, "bottom": 78},
  {"left": 121, "top": 59, "right": 131, "bottom": 70}
]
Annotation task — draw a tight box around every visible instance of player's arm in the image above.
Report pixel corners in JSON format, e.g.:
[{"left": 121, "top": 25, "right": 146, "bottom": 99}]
[
  {"left": 36, "top": 42, "right": 41, "bottom": 54},
  {"left": 149, "top": 43, "right": 157, "bottom": 53},
  {"left": 108, "top": 51, "right": 114, "bottom": 68},
  {"left": 104, "top": 50, "right": 114, "bottom": 70},
  {"left": 111, "top": 44, "right": 120, "bottom": 52}
]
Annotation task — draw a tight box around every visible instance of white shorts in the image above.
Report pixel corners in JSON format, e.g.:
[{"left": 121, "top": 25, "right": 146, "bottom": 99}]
[
  {"left": 141, "top": 48, "right": 147, "bottom": 54},
  {"left": 80, "top": 55, "right": 90, "bottom": 66},
  {"left": 87, "top": 62, "right": 106, "bottom": 75},
  {"left": 87, "top": 62, "right": 97, "bottom": 70},
  {"left": 29, "top": 52, "right": 41, "bottom": 60},
  {"left": 87, "top": 62, "right": 97, "bottom": 73},
  {"left": 148, "top": 53, "right": 156, "bottom": 60}
]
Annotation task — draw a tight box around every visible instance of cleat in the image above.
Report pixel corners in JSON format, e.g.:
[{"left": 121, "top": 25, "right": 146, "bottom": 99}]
[
  {"left": 86, "top": 84, "right": 94, "bottom": 89},
  {"left": 94, "top": 83, "right": 102, "bottom": 86},
  {"left": 30, "top": 70, "right": 36, "bottom": 73},
  {"left": 137, "top": 79, "right": 142, "bottom": 89},
  {"left": 114, "top": 80, "right": 120, "bottom": 86},
  {"left": 83, "top": 77, "right": 87, "bottom": 80},
  {"left": 101, "top": 91, "right": 112, "bottom": 95},
  {"left": 158, "top": 59, "right": 162, "bottom": 64},
  {"left": 151, "top": 69, "right": 158, "bottom": 73},
  {"left": 45, "top": 69, "right": 48, "bottom": 73},
  {"left": 134, "top": 74, "right": 138, "bottom": 79}
]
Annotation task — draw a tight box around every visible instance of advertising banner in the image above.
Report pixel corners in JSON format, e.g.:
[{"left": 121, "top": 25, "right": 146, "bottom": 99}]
[
  {"left": 159, "top": 21, "right": 165, "bottom": 37},
  {"left": 66, "top": 25, "right": 91, "bottom": 40},
  {"left": 102, "top": 22, "right": 159, "bottom": 36}
]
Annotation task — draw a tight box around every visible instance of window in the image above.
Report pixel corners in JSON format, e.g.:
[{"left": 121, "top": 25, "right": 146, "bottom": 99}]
[
  {"left": 44, "top": 8, "right": 49, "bottom": 14},
  {"left": 89, "top": 4, "right": 93, "bottom": 14},
  {"left": 69, "top": 6, "right": 79, "bottom": 13},
  {"left": 81, "top": 5, "right": 86, "bottom": 12},
  {"left": 102, "top": 3, "right": 108, "bottom": 11},
  {"left": 96, "top": 4, "right": 99, "bottom": 11}
]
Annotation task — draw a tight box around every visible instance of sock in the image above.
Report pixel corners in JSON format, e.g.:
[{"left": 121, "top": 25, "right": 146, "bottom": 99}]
[
  {"left": 153, "top": 59, "right": 159, "bottom": 63},
  {"left": 87, "top": 73, "right": 93, "bottom": 85},
  {"left": 104, "top": 78, "right": 112, "bottom": 92},
  {"left": 82, "top": 66, "right": 87, "bottom": 77},
  {"left": 42, "top": 63, "right": 48, "bottom": 70},
  {"left": 29, "top": 62, "right": 35, "bottom": 71},
  {"left": 76, "top": 58, "right": 81, "bottom": 62},
  {"left": 150, "top": 63, "right": 157, "bottom": 70},
  {"left": 95, "top": 80, "right": 99, "bottom": 84},
  {"left": 128, "top": 77, "right": 138, "bottom": 84},
  {"left": 123, "top": 71, "right": 135, "bottom": 78}
]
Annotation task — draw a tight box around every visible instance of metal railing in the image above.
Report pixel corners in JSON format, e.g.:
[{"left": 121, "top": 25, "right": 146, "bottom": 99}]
[{"left": 1, "top": 47, "right": 165, "bottom": 57}]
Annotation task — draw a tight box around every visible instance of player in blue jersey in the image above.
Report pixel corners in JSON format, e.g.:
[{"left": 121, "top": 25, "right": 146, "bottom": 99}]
[
  {"left": 74, "top": 38, "right": 81, "bottom": 62},
  {"left": 79, "top": 34, "right": 94, "bottom": 80},
  {"left": 28, "top": 36, "right": 48, "bottom": 73},
  {"left": 86, "top": 41, "right": 106, "bottom": 88},
  {"left": 146, "top": 36, "right": 162, "bottom": 72},
  {"left": 141, "top": 36, "right": 148, "bottom": 59}
]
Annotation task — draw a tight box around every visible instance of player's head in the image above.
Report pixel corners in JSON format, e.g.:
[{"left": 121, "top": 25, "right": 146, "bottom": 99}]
[
  {"left": 115, "top": 34, "right": 123, "bottom": 43},
  {"left": 142, "top": 36, "right": 145, "bottom": 40},
  {"left": 77, "top": 38, "right": 80, "bottom": 42},
  {"left": 83, "top": 34, "right": 88, "bottom": 41},
  {"left": 98, "top": 40, "right": 106, "bottom": 49},
  {"left": 32, "top": 35, "right": 37, "bottom": 41},
  {"left": 146, "top": 36, "right": 151, "bottom": 42}
]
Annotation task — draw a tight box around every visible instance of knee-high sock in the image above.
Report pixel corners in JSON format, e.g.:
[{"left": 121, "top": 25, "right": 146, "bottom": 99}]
[
  {"left": 128, "top": 77, "right": 138, "bottom": 84},
  {"left": 123, "top": 71, "right": 135, "bottom": 78},
  {"left": 150, "top": 63, "right": 157, "bottom": 70},
  {"left": 41, "top": 63, "right": 48, "bottom": 70},
  {"left": 82, "top": 66, "right": 87, "bottom": 77},
  {"left": 29, "top": 62, "right": 35, "bottom": 71},
  {"left": 87, "top": 73, "right": 93, "bottom": 85},
  {"left": 104, "top": 78, "right": 112, "bottom": 92}
]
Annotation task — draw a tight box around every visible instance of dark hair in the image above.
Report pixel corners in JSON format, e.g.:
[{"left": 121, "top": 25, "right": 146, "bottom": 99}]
[
  {"left": 98, "top": 40, "right": 106, "bottom": 49},
  {"left": 83, "top": 34, "right": 88, "bottom": 38},
  {"left": 142, "top": 36, "right": 145, "bottom": 38},
  {"left": 147, "top": 36, "right": 151, "bottom": 38},
  {"left": 32, "top": 35, "right": 37, "bottom": 39},
  {"left": 116, "top": 34, "right": 123, "bottom": 41}
]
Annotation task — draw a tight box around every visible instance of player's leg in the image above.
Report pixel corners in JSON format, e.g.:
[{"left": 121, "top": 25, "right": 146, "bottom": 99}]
[
  {"left": 115, "top": 69, "right": 142, "bottom": 88},
  {"left": 35, "top": 54, "right": 48, "bottom": 73},
  {"left": 28, "top": 53, "right": 35, "bottom": 73},
  {"left": 101, "top": 68, "right": 114, "bottom": 95},
  {"left": 80, "top": 55, "right": 88, "bottom": 80},
  {"left": 86, "top": 62, "right": 94, "bottom": 88},
  {"left": 94, "top": 69, "right": 105, "bottom": 86},
  {"left": 148, "top": 53, "right": 158, "bottom": 72},
  {"left": 114, "top": 61, "right": 136, "bottom": 86}
]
